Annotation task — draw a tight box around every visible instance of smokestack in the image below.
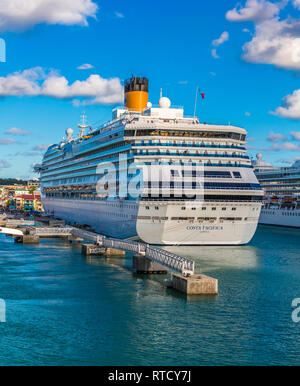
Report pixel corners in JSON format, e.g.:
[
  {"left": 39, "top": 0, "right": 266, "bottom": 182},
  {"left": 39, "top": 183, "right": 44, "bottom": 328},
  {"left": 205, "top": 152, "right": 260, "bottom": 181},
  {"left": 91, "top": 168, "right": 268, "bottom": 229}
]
[{"left": 124, "top": 76, "right": 149, "bottom": 112}]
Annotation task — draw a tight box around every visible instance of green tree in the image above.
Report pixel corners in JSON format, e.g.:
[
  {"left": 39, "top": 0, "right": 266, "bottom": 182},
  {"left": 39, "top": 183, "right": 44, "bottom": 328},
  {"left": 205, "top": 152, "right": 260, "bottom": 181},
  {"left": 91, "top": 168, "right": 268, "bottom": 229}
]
[{"left": 29, "top": 186, "right": 37, "bottom": 195}]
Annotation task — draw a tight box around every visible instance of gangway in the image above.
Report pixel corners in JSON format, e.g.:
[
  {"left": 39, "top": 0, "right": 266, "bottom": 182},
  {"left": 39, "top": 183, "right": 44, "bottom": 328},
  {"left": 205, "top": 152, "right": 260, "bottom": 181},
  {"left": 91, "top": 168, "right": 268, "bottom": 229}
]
[{"left": 9, "top": 225, "right": 195, "bottom": 276}]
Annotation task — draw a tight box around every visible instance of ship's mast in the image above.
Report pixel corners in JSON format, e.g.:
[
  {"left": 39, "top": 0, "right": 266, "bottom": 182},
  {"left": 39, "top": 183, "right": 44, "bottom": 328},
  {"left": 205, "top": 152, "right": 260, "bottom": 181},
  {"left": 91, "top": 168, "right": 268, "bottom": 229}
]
[{"left": 78, "top": 112, "right": 89, "bottom": 138}]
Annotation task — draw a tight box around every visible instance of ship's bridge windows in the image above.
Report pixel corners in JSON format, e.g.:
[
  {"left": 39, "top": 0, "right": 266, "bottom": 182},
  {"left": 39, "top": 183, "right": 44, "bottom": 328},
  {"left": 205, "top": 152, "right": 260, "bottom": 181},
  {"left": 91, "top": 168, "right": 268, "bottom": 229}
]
[
  {"left": 135, "top": 129, "right": 246, "bottom": 140},
  {"left": 233, "top": 172, "right": 242, "bottom": 179}
]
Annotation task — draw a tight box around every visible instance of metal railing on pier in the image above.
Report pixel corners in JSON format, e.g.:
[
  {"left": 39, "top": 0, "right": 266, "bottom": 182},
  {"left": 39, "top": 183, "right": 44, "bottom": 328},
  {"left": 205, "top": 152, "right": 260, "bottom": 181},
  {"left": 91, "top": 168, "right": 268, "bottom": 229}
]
[
  {"left": 103, "top": 237, "right": 194, "bottom": 276},
  {"left": 13, "top": 225, "right": 195, "bottom": 276}
]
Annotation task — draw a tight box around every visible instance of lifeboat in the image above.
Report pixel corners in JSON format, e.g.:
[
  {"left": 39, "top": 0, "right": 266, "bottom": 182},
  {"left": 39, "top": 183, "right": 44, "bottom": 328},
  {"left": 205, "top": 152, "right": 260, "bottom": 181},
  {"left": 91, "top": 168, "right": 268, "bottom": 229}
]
[
  {"left": 282, "top": 196, "right": 297, "bottom": 204},
  {"left": 270, "top": 196, "right": 280, "bottom": 203}
]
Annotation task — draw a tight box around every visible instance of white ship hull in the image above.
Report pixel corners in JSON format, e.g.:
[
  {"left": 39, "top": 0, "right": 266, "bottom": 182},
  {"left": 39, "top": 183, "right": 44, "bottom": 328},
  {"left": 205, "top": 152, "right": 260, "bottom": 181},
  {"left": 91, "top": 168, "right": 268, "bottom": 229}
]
[
  {"left": 259, "top": 208, "right": 300, "bottom": 228},
  {"left": 42, "top": 197, "right": 261, "bottom": 245}
]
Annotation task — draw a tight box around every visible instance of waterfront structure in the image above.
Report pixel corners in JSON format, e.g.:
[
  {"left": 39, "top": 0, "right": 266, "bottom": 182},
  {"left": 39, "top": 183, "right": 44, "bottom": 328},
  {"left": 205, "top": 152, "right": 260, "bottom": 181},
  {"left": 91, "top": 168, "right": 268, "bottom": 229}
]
[
  {"left": 38, "top": 76, "right": 263, "bottom": 245},
  {"left": 11, "top": 194, "right": 43, "bottom": 212},
  {"left": 0, "top": 182, "right": 43, "bottom": 212},
  {"left": 254, "top": 155, "right": 300, "bottom": 228}
]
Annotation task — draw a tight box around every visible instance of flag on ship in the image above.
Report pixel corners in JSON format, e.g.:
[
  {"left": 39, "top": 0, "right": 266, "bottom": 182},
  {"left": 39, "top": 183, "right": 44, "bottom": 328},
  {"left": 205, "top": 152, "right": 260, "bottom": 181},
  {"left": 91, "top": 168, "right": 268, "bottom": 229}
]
[{"left": 199, "top": 89, "right": 205, "bottom": 99}]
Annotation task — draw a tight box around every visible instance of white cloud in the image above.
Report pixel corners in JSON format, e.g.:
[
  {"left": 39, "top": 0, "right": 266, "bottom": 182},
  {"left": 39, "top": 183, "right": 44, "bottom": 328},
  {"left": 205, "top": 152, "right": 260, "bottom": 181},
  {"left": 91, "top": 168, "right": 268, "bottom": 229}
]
[
  {"left": 247, "top": 140, "right": 300, "bottom": 152},
  {"left": 211, "top": 49, "right": 220, "bottom": 59},
  {"left": 0, "top": 67, "right": 124, "bottom": 105},
  {"left": 226, "top": 1, "right": 300, "bottom": 71},
  {"left": 290, "top": 131, "right": 300, "bottom": 140},
  {"left": 0, "top": 159, "right": 11, "bottom": 169},
  {"left": 77, "top": 63, "right": 94, "bottom": 70},
  {"left": 226, "top": 0, "right": 280, "bottom": 23},
  {"left": 0, "top": 138, "right": 16, "bottom": 145},
  {"left": 0, "top": 0, "right": 98, "bottom": 32},
  {"left": 293, "top": 0, "right": 300, "bottom": 10},
  {"left": 211, "top": 31, "right": 229, "bottom": 59},
  {"left": 5, "top": 127, "right": 32, "bottom": 136},
  {"left": 212, "top": 31, "right": 229, "bottom": 47},
  {"left": 242, "top": 17, "right": 300, "bottom": 71},
  {"left": 267, "top": 131, "right": 287, "bottom": 142},
  {"left": 272, "top": 142, "right": 300, "bottom": 151},
  {"left": 278, "top": 156, "right": 300, "bottom": 164},
  {"left": 272, "top": 89, "right": 300, "bottom": 119},
  {"left": 115, "top": 12, "right": 124, "bottom": 19},
  {"left": 33, "top": 144, "right": 49, "bottom": 152}
]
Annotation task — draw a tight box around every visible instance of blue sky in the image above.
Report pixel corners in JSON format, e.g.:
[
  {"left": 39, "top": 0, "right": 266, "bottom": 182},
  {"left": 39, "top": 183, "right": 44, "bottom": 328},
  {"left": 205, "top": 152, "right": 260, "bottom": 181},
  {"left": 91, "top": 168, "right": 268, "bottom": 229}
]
[{"left": 1, "top": 0, "right": 300, "bottom": 178}]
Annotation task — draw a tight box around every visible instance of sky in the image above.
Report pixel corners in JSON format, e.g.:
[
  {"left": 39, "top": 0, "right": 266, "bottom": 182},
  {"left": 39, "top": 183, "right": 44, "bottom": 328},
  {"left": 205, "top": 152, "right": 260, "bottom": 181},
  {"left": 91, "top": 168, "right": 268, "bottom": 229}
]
[{"left": 1, "top": 0, "right": 300, "bottom": 178}]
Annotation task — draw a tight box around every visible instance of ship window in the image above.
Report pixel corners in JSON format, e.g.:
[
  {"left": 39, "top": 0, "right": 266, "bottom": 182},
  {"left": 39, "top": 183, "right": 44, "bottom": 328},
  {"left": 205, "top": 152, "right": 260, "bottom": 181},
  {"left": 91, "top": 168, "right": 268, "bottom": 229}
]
[
  {"left": 155, "top": 206, "right": 159, "bottom": 210},
  {"left": 233, "top": 172, "right": 242, "bottom": 179},
  {"left": 232, "top": 208, "right": 237, "bottom": 211},
  {"left": 220, "top": 217, "right": 243, "bottom": 221},
  {"left": 212, "top": 208, "right": 216, "bottom": 211},
  {"left": 202, "top": 207, "right": 206, "bottom": 210},
  {"left": 222, "top": 208, "right": 226, "bottom": 211},
  {"left": 172, "top": 217, "right": 194, "bottom": 221},
  {"left": 181, "top": 207, "right": 186, "bottom": 210},
  {"left": 171, "top": 170, "right": 180, "bottom": 177}
]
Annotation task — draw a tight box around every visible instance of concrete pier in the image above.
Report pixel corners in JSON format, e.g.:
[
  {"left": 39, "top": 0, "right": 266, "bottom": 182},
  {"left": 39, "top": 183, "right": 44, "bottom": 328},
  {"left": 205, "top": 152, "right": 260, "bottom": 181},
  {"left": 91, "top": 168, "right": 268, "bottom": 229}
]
[
  {"left": 82, "top": 244, "right": 106, "bottom": 256},
  {"left": 172, "top": 274, "right": 218, "bottom": 295},
  {"left": 104, "top": 248, "right": 125, "bottom": 257},
  {"left": 82, "top": 244, "right": 125, "bottom": 257},
  {"left": 67, "top": 235, "right": 83, "bottom": 243},
  {"left": 133, "top": 254, "right": 168, "bottom": 274},
  {"left": 15, "top": 235, "right": 40, "bottom": 245}
]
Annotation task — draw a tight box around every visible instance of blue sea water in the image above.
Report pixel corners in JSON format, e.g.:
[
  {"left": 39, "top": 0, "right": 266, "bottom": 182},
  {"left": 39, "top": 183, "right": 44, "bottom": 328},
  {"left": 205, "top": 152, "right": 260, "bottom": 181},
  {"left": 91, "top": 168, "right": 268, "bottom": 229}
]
[{"left": 0, "top": 225, "right": 299, "bottom": 366}]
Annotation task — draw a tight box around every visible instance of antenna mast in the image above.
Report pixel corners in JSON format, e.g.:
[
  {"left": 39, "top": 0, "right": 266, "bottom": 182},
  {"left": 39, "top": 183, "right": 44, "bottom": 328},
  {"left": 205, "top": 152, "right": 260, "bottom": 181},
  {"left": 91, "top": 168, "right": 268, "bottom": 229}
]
[
  {"left": 193, "top": 86, "right": 199, "bottom": 119},
  {"left": 78, "top": 112, "right": 89, "bottom": 138}
]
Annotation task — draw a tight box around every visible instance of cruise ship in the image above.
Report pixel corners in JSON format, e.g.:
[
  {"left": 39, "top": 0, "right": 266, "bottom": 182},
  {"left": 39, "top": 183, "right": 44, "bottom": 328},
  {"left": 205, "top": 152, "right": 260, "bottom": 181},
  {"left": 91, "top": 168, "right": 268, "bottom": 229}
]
[
  {"left": 254, "top": 154, "right": 300, "bottom": 228},
  {"left": 37, "top": 76, "right": 263, "bottom": 245}
]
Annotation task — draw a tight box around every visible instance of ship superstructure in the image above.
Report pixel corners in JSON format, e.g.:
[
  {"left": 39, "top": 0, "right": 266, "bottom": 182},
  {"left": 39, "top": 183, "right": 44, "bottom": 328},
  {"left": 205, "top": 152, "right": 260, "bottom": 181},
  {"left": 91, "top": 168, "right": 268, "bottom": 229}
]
[
  {"left": 38, "top": 76, "right": 263, "bottom": 245},
  {"left": 254, "top": 155, "right": 300, "bottom": 228}
]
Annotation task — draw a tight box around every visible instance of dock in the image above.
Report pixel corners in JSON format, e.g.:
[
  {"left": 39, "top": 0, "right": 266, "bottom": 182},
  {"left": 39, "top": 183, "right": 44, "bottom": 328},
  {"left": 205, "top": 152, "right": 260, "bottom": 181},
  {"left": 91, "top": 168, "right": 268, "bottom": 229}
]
[{"left": 1, "top": 221, "right": 218, "bottom": 296}]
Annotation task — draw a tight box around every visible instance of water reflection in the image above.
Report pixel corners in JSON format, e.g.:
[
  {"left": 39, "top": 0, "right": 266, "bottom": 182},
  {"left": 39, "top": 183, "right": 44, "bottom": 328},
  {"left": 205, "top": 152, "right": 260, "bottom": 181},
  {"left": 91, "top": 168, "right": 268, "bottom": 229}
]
[{"left": 162, "top": 245, "right": 259, "bottom": 272}]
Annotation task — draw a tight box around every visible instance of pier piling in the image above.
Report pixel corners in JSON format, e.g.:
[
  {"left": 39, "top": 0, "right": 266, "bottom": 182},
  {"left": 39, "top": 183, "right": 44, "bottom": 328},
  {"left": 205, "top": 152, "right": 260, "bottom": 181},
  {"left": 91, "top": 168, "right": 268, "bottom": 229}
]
[
  {"left": 172, "top": 274, "right": 218, "bottom": 295},
  {"left": 82, "top": 244, "right": 106, "bottom": 256},
  {"left": 133, "top": 254, "right": 168, "bottom": 274},
  {"left": 82, "top": 244, "right": 125, "bottom": 257},
  {"left": 15, "top": 235, "right": 40, "bottom": 245}
]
